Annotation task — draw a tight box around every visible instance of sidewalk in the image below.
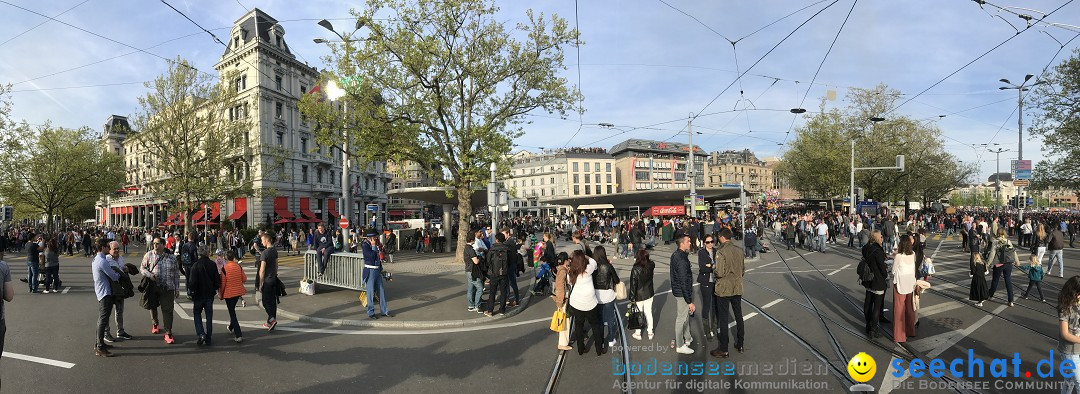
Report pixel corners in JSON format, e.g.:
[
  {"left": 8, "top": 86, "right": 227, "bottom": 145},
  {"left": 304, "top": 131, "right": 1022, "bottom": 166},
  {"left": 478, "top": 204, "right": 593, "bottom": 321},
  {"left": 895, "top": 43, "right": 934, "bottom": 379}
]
[{"left": 270, "top": 249, "right": 543, "bottom": 329}]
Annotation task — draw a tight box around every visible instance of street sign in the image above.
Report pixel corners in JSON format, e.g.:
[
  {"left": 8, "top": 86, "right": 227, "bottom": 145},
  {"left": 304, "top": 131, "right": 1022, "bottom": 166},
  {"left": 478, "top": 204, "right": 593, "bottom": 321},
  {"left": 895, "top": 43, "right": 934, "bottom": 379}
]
[
  {"left": 1015, "top": 169, "right": 1032, "bottom": 180},
  {"left": 1013, "top": 180, "right": 1030, "bottom": 187},
  {"left": 339, "top": 217, "right": 349, "bottom": 229},
  {"left": 721, "top": 184, "right": 741, "bottom": 188},
  {"left": 366, "top": 204, "right": 379, "bottom": 212}
]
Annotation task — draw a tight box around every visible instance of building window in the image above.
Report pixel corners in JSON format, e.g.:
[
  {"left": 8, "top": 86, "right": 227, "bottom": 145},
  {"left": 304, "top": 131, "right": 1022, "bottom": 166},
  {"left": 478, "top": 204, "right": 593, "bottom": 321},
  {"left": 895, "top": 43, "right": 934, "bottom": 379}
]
[
  {"left": 301, "top": 85, "right": 306, "bottom": 95},
  {"left": 595, "top": 185, "right": 601, "bottom": 194},
  {"left": 276, "top": 36, "right": 282, "bottom": 47},
  {"left": 594, "top": 162, "right": 600, "bottom": 172},
  {"left": 550, "top": 177, "right": 555, "bottom": 184},
  {"left": 233, "top": 36, "right": 239, "bottom": 48},
  {"left": 594, "top": 174, "right": 600, "bottom": 183},
  {"left": 275, "top": 102, "right": 283, "bottom": 119},
  {"left": 584, "top": 175, "right": 590, "bottom": 184},
  {"left": 573, "top": 185, "right": 579, "bottom": 195},
  {"left": 300, "top": 137, "right": 307, "bottom": 153},
  {"left": 317, "top": 168, "right": 323, "bottom": 184},
  {"left": 607, "top": 185, "right": 613, "bottom": 194},
  {"left": 301, "top": 165, "right": 308, "bottom": 183},
  {"left": 572, "top": 162, "right": 579, "bottom": 172},
  {"left": 606, "top": 174, "right": 612, "bottom": 183},
  {"left": 573, "top": 174, "right": 579, "bottom": 183},
  {"left": 584, "top": 186, "right": 591, "bottom": 195},
  {"left": 276, "top": 132, "right": 284, "bottom": 146},
  {"left": 635, "top": 171, "right": 649, "bottom": 181},
  {"left": 330, "top": 170, "right": 335, "bottom": 185},
  {"left": 276, "top": 76, "right": 283, "bottom": 90},
  {"left": 584, "top": 163, "right": 590, "bottom": 173},
  {"left": 606, "top": 163, "right": 612, "bottom": 172}
]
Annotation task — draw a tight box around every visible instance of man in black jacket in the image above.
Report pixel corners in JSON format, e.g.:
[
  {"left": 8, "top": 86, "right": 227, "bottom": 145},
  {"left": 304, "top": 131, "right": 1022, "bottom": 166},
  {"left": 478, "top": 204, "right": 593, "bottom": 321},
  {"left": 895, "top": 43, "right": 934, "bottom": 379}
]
[
  {"left": 484, "top": 233, "right": 512, "bottom": 317},
  {"left": 862, "top": 231, "right": 888, "bottom": 338},
  {"left": 188, "top": 244, "right": 221, "bottom": 346},
  {"left": 670, "top": 234, "right": 696, "bottom": 354},
  {"left": 315, "top": 224, "right": 333, "bottom": 275}
]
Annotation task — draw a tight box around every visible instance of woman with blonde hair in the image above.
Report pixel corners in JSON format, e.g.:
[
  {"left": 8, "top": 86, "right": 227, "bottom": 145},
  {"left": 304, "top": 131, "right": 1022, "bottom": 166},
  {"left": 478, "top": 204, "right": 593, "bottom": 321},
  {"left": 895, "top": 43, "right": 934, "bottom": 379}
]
[{"left": 1033, "top": 223, "right": 1048, "bottom": 264}]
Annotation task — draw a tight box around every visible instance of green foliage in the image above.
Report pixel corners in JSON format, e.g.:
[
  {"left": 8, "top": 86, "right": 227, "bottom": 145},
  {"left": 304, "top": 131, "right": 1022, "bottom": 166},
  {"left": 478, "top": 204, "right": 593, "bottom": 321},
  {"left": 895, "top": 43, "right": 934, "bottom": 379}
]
[
  {"left": 302, "top": 0, "right": 582, "bottom": 260},
  {"left": 0, "top": 123, "right": 124, "bottom": 229},
  {"left": 1030, "top": 48, "right": 1080, "bottom": 194},
  {"left": 131, "top": 57, "right": 255, "bottom": 233}
]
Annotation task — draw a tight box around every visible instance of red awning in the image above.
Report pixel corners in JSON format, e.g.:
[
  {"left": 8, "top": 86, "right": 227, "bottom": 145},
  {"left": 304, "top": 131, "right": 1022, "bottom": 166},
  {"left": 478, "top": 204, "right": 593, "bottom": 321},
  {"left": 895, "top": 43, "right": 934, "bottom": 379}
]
[
  {"left": 388, "top": 210, "right": 406, "bottom": 216},
  {"left": 274, "top": 218, "right": 293, "bottom": 224},
  {"left": 194, "top": 221, "right": 218, "bottom": 226},
  {"left": 298, "top": 197, "right": 320, "bottom": 223},
  {"left": 191, "top": 209, "right": 206, "bottom": 222},
  {"left": 274, "top": 196, "right": 295, "bottom": 219},
  {"left": 227, "top": 198, "right": 247, "bottom": 220},
  {"left": 209, "top": 202, "right": 221, "bottom": 220},
  {"left": 643, "top": 206, "right": 685, "bottom": 217},
  {"left": 328, "top": 199, "right": 340, "bottom": 218}
]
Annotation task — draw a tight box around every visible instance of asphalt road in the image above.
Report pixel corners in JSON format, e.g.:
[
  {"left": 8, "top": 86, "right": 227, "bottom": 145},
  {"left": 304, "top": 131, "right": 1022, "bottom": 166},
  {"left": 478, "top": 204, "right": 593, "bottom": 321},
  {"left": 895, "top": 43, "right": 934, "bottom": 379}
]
[{"left": 1, "top": 235, "right": 1077, "bottom": 393}]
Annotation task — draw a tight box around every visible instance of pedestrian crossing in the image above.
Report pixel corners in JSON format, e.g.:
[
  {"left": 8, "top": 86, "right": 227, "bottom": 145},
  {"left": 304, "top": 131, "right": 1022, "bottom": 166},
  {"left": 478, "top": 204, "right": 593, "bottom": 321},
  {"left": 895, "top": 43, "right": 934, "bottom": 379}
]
[{"left": 928, "top": 234, "right": 961, "bottom": 241}]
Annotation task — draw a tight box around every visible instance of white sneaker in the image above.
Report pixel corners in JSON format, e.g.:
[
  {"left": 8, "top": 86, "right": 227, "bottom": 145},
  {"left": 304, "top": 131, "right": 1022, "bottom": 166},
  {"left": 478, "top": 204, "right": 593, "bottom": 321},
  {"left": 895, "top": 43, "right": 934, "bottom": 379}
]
[
  {"left": 685, "top": 337, "right": 693, "bottom": 347},
  {"left": 609, "top": 340, "right": 616, "bottom": 348},
  {"left": 632, "top": 332, "right": 642, "bottom": 340},
  {"left": 676, "top": 345, "right": 695, "bottom": 354},
  {"left": 648, "top": 333, "right": 654, "bottom": 340}
]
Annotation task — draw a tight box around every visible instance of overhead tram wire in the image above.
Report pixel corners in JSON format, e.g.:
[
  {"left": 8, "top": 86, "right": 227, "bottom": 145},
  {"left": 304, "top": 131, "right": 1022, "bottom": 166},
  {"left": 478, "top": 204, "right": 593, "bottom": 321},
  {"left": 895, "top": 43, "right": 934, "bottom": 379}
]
[
  {"left": 0, "top": 0, "right": 91, "bottom": 48},
  {"left": 9, "top": 81, "right": 148, "bottom": 93},
  {"left": 781, "top": 0, "right": 859, "bottom": 147},
  {"left": 887, "top": 0, "right": 1076, "bottom": 115},
  {"left": 529, "top": 0, "right": 586, "bottom": 170},
  {"left": 0, "top": 0, "right": 207, "bottom": 76}
]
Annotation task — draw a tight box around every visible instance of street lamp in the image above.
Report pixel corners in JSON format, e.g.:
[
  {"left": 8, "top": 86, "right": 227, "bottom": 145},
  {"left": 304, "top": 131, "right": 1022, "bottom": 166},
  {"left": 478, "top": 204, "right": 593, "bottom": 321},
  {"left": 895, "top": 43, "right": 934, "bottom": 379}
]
[
  {"left": 986, "top": 146, "right": 1011, "bottom": 207},
  {"left": 849, "top": 117, "right": 887, "bottom": 215},
  {"left": 1000, "top": 74, "right": 1045, "bottom": 221},
  {"left": 489, "top": 162, "right": 498, "bottom": 231}
]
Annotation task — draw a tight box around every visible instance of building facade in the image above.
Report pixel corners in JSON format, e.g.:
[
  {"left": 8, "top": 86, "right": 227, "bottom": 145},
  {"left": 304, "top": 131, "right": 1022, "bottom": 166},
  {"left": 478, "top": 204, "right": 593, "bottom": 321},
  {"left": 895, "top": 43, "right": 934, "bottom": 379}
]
[
  {"left": 101, "top": 8, "right": 392, "bottom": 229},
  {"left": 386, "top": 161, "right": 438, "bottom": 220},
  {"left": 608, "top": 139, "right": 706, "bottom": 193},
  {"left": 763, "top": 158, "right": 800, "bottom": 201},
  {"left": 705, "top": 149, "right": 773, "bottom": 195},
  {"left": 504, "top": 147, "right": 616, "bottom": 216}
]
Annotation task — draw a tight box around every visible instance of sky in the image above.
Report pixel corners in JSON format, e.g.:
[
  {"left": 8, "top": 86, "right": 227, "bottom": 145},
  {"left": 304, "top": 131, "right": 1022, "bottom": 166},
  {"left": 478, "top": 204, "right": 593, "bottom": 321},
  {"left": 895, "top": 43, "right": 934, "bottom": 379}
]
[{"left": 2, "top": 0, "right": 1079, "bottom": 185}]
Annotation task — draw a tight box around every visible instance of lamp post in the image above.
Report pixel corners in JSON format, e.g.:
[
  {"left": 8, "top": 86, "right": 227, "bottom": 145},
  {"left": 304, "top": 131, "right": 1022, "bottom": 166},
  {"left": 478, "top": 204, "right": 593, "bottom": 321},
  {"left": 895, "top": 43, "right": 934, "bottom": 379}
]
[
  {"left": 316, "top": 17, "right": 366, "bottom": 249},
  {"left": 985, "top": 146, "right": 1010, "bottom": 207},
  {"left": 489, "top": 162, "right": 498, "bottom": 231},
  {"left": 849, "top": 117, "right": 885, "bottom": 215},
  {"left": 1000, "top": 74, "right": 1045, "bottom": 221}
]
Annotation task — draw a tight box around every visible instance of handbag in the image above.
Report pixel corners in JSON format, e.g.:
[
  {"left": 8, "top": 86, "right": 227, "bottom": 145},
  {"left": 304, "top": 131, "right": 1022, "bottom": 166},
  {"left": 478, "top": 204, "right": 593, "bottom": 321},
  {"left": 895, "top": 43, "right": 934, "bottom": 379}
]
[
  {"left": 549, "top": 306, "right": 567, "bottom": 332},
  {"left": 923, "top": 258, "right": 935, "bottom": 275},
  {"left": 625, "top": 303, "right": 646, "bottom": 330},
  {"left": 300, "top": 279, "right": 315, "bottom": 296},
  {"left": 614, "top": 281, "right": 627, "bottom": 301}
]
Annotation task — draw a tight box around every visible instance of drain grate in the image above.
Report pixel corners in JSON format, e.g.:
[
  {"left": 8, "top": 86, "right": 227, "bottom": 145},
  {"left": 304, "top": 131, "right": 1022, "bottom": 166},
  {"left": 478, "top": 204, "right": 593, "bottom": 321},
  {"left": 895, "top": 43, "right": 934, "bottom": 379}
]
[
  {"left": 411, "top": 294, "right": 437, "bottom": 302},
  {"left": 932, "top": 317, "right": 964, "bottom": 330}
]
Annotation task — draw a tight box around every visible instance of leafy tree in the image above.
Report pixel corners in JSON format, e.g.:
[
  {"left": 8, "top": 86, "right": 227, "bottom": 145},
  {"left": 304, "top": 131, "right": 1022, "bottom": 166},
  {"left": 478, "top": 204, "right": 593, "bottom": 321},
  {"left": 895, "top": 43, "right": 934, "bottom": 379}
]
[
  {"left": 0, "top": 123, "right": 124, "bottom": 231},
  {"left": 301, "top": 0, "right": 582, "bottom": 261},
  {"left": 131, "top": 57, "right": 255, "bottom": 234},
  {"left": 1030, "top": 49, "right": 1080, "bottom": 194}
]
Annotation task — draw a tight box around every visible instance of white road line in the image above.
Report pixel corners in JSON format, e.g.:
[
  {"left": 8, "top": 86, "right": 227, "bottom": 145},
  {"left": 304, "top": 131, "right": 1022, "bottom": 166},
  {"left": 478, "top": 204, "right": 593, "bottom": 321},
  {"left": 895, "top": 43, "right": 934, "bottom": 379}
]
[
  {"left": 762, "top": 299, "right": 783, "bottom": 308},
  {"left": 1, "top": 352, "right": 75, "bottom": 368},
  {"left": 61, "top": 287, "right": 70, "bottom": 294},
  {"left": 726, "top": 299, "right": 781, "bottom": 328},
  {"left": 827, "top": 264, "right": 851, "bottom": 276}
]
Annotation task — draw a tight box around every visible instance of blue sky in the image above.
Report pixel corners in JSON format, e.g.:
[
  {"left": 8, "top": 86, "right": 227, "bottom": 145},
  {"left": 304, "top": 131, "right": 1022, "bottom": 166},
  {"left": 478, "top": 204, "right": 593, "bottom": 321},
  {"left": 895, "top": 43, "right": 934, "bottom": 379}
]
[{"left": 2, "top": 0, "right": 1079, "bottom": 184}]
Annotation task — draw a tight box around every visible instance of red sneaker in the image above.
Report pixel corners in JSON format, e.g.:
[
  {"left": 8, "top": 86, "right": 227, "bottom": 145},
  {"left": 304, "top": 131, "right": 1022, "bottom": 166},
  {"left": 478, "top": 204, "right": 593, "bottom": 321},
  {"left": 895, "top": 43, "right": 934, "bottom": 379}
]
[
  {"left": 151, "top": 324, "right": 160, "bottom": 334},
  {"left": 164, "top": 334, "right": 175, "bottom": 344}
]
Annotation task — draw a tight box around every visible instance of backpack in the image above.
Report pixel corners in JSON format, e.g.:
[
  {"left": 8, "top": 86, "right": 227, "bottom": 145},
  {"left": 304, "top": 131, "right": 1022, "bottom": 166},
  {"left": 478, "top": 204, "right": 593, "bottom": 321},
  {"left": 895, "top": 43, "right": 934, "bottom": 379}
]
[
  {"left": 488, "top": 245, "right": 509, "bottom": 277},
  {"left": 856, "top": 258, "right": 874, "bottom": 287}
]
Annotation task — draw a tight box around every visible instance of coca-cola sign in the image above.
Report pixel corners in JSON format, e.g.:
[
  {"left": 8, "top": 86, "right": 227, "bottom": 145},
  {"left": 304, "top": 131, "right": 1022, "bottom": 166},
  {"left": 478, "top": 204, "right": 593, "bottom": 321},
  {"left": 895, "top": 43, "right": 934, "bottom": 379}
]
[{"left": 649, "top": 206, "right": 685, "bottom": 216}]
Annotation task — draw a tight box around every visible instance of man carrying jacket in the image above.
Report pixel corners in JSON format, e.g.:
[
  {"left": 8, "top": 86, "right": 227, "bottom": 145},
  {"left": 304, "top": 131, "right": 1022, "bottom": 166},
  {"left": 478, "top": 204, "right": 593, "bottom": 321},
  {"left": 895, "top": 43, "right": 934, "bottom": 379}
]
[
  {"left": 670, "top": 233, "right": 696, "bottom": 355},
  {"left": 711, "top": 228, "right": 745, "bottom": 358}
]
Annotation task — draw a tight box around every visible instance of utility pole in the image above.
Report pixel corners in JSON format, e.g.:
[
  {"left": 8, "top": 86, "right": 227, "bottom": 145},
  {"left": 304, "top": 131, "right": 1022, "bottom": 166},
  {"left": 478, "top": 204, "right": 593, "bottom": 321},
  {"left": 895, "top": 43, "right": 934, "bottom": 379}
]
[
  {"left": 988, "top": 147, "right": 1009, "bottom": 207},
  {"left": 1000, "top": 75, "right": 1045, "bottom": 221},
  {"left": 688, "top": 116, "right": 696, "bottom": 218}
]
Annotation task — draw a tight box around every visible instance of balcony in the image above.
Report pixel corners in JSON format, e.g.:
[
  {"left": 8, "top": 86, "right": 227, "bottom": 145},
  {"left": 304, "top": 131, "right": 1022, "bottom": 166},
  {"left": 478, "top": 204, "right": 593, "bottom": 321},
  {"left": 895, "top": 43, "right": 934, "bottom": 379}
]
[{"left": 312, "top": 183, "right": 337, "bottom": 193}]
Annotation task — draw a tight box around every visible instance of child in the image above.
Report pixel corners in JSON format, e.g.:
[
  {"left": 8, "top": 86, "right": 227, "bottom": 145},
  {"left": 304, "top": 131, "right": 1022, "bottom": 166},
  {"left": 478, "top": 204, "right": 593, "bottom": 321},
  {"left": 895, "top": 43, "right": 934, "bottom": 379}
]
[
  {"left": 1020, "top": 254, "right": 1045, "bottom": 302},
  {"left": 1056, "top": 276, "right": 1080, "bottom": 393},
  {"left": 970, "top": 254, "right": 989, "bottom": 307}
]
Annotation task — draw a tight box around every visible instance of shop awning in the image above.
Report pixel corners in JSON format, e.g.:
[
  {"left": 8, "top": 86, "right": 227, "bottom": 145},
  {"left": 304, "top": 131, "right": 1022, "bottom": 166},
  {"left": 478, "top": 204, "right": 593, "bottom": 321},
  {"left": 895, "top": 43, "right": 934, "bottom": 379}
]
[
  {"left": 194, "top": 221, "right": 218, "bottom": 226},
  {"left": 388, "top": 210, "right": 406, "bottom": 216},
  {"left": 209, "top": 202, "right": 221, "bottom": 221},
  {"left": 191, "top": 208, "right": 206, "bottom": 222},
  {"left": 328, "top": 199, "right": 340, "bottom": 218},
  {"left": 274, "top": 218, "right": 293, "bottom": 224},
  {"left": 274, "top": 196, "right": 295, "bottom": 219},
  {"left": 227, "top": 198, "right": 247, "bottom": 220},
  {"left": 642, "top": 206, "right": 686, "bottom": 217},
  {"left": 298, "top": 197, "right": 320, "bottom": 223}
]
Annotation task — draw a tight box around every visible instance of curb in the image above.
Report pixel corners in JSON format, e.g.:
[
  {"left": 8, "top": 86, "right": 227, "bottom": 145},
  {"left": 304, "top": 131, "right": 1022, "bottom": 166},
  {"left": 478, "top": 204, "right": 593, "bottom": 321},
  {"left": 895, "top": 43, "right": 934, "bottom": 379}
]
[{"left": 275, "top": 289, "right": 537, "bottom": 329}]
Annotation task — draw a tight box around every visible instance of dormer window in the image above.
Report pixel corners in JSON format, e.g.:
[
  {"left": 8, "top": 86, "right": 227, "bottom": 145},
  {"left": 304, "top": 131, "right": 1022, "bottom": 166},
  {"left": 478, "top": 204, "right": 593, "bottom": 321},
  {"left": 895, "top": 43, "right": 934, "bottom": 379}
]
[
  {"left": 234, "top": 36, "right": 239, "bottom": 48},
  {"left": 276, "top": 36, "right": 282, "bottom": 47}
]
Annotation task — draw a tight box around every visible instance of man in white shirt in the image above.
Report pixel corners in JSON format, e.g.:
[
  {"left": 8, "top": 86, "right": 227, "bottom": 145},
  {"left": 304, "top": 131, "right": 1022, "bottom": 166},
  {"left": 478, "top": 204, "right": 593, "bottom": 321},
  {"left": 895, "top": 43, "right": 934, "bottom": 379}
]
[{"left": 815, "top": 220, "right": 829, "bottom": 253}]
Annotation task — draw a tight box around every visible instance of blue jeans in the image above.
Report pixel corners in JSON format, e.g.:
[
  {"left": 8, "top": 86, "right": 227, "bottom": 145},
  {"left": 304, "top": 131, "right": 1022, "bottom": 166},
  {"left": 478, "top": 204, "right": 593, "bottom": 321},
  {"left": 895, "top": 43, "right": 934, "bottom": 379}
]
[
  {"left": 1048, "top": 250, "right": 1065, "bottom": 277},
  {"left": 600, "top": 301, "right": 618, "bottom": 344},
  {"left": 365, "top": 271, "right": 389, "bottom": 316},
  {"left": 26, "top": 261, "right": 39, "bottom": 292},
  {"left": 618, "top": 243, "right": 629, "bottom": 258},
  {"left": 816, "top": 235, "right": 826, "bottom": 252},
  {"left": 192, "top": 298, "right": 214, "bottom": 339},
  {"left": 508, "top": 269, "right": 520, "bottom": 303},
  {"left": 988, "top": 264, "right": 1015, "bottom": 303},
  {"left": 465, "top": 272, "right": 483, "bottom": 308}
]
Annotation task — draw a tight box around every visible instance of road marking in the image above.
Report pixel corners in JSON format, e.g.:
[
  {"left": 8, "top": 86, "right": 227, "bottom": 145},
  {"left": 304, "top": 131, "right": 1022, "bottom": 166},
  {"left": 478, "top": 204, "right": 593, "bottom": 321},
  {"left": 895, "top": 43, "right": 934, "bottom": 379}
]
[
  {"left": 762, "top": 299, "right": 783, "bottom": 308},
  {"left": 62, "top": 287, "right": 70, "bottom": 294},
  {"left": 747, "top": 251, "right": 816, "bottom": 272},
  {"left": 827, "top": 264, "right": 851, "bottom": 276},
  {"left": 1, "top": 352, "right": 75, "bottom": 368}
]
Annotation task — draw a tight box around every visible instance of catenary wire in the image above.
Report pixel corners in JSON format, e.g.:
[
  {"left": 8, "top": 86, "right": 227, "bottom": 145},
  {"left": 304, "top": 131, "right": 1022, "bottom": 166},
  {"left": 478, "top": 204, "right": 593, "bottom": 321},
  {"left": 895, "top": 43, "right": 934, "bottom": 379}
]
[{"left": 0, "top": 0, "right": 91, "bottom": 48}]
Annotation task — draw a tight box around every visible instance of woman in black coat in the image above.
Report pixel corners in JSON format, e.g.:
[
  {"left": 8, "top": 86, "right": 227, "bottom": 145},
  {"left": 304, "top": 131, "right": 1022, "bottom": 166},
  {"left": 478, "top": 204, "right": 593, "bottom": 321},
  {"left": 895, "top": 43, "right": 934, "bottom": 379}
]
[
  {"left": 862, "top": 230, "right": 888, "bottom": 338},
  {"left": 697, "top": 234, "right": 718, "bottom": 340}
]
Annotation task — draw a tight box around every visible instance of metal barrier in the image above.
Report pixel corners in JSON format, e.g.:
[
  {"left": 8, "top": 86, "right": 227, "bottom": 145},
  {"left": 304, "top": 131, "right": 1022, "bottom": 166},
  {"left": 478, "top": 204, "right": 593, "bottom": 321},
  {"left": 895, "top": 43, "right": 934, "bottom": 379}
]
[{"left": 304, "top": 251, "right": 366, "bottom": 291}]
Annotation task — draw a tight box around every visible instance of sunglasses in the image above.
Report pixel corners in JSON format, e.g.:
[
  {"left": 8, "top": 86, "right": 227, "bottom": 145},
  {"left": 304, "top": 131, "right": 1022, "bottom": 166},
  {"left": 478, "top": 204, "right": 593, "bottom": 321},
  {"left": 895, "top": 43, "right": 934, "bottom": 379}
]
[{"left": 705, "top": 241, "right": 714, "bottom": 244}]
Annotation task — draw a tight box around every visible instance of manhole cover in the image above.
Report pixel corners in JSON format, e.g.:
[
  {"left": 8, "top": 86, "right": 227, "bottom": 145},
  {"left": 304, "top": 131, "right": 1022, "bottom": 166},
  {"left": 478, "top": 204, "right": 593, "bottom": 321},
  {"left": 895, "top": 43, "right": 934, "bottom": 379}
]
[
  {"left": 932, "top": 317, "right": 964, "bottom": 330},
  {"left": 411, "top": 295, "right": 437, "bottom": 302}
]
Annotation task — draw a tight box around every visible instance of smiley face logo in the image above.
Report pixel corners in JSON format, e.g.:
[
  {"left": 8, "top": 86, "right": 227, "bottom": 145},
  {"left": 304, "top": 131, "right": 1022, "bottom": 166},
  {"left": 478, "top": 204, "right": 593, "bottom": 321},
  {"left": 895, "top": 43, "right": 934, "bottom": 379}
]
[{"left": 847, "top": 352, "right": 877, "bottom": 383}]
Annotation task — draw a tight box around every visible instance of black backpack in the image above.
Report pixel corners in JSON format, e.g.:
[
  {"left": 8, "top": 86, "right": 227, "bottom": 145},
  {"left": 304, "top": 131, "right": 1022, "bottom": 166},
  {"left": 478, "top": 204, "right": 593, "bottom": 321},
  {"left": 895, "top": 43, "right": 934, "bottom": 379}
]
[
  {"left": 488, "top": 245, "right": 509, "bottom": 277},
  {"left": 856, "top": 258, "right": 874, "bottom": 286}
]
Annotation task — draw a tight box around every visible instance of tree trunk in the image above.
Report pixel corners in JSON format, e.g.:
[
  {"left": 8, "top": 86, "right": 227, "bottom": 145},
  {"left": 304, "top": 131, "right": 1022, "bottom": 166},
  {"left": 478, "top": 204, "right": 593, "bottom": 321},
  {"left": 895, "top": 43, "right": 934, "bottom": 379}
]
[{"left": 454, "top": 185, "right": 473, "bottom": 265}]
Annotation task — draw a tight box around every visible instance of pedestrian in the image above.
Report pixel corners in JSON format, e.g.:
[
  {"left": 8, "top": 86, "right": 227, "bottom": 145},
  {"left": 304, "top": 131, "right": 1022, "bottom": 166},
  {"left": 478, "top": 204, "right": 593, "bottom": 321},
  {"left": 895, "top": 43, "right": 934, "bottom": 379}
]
[
  {"left": 744, "top": 229, "right": 758, "bottom": 259},
  {"left": 24, "top": 234, "right": 41, "bottom": 293},
  {"left": 92, "top": 239, "right": 119, "bottom": 357},
  {"left": 1020, "top": 254, "right": 1045, "bottom": 302},
  {"left": 783, "top": 222, "right": 795, "bottom": 250},
  {"left": 592, "top": 245, "right": 620, "bottom": 349},
  {"left": 361, "top": 230, "right": 392, "bottom": 319},
  {"left": 567, "top": 250, "right": 605, "bottom": 356},
  {"left": 187, "top": 244, "right": 220, "bottom": 346},
  {"left": 0, "top": 249, "right": 14, "bottom": 369},
  {"left": 381, "top": 229, "right": 397, "bottom": 264},
  {"left": 141, "top": 236, "right": 180, "bottom": 344},
  {"left": 628, "top": 249, "right": 655, "bottom": 341},
  {"left": 815, "top": 219, "right": 828, "bottom": 253},
  {"left": 258, "top": 233, "right": 281, "bottom": 330},
  {"left": 698, "top": 234, "right": 718, "bottom": 341},
  {"left": 42, "top": 239, "right": 61, "bottom": 293},
  {"left": 1057, "top": 276, "right": 1080, "bottom": 393},
  {"left": 970, "top": 252, "right": 990, "bottom": 307},
  {"left": 502, "top": 228, "right": 523, "bottom": 307},
  {"left": 986, "top": 228, "right": 1019, "bottom": 307},
  {"left": 670, "top": 233, "right": 697, "bottom": 354},
  {"left": 315, "top": 224, "right": 333, "bottom": 276},
  {"left": 218, "top": 250, "right": 247, "bottom": 343},
  {"left": 862, "top": 230, "right": 888, "bottom": 338},
  {"left": 103, "top": 241, "right": 133, "bottom": 343},
  {"left": 891, "top": 235, "right": 918, "bottom": 343},
  {"left": 1033, "top": 223, "right": 1048, "bottom": 265},
  {"left": 551, "top": 252, "right": 573, "bottom": 351},
  {"left": 180, "top": 233, "right": 198, "bottom": 277},
  {"left": 464, "top": 238, "right": 484, "bottom": 312},
  {"left": 1048, "top": 223, "right": 1067, "bottom": 278},
  {"left": 483, "top": 232, "right": 512, "bottom": 317},
  {"left": 710, "top": 228, "right": 746, "bottom": 358}
]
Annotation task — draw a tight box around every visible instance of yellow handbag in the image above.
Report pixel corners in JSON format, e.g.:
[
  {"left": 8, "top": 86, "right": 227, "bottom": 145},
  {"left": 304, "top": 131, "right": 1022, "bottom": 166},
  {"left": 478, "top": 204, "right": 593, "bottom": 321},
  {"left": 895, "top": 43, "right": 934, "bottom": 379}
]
[{"left": 549, "top": 306, "right": 567, "bottom": 332}]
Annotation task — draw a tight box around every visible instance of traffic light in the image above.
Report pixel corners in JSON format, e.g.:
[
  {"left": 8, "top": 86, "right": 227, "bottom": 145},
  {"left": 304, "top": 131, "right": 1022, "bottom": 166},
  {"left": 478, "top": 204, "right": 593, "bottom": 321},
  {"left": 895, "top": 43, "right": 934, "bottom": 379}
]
[{"left": 2, "top": 206, "right": 12, "bottom": 221}]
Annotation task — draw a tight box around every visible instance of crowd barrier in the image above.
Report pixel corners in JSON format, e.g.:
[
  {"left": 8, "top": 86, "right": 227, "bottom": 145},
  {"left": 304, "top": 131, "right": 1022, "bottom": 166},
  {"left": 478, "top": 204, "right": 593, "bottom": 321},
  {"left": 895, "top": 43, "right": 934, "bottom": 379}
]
[{"left": 303, "top": 250, "right": 366, "bottom": 292}]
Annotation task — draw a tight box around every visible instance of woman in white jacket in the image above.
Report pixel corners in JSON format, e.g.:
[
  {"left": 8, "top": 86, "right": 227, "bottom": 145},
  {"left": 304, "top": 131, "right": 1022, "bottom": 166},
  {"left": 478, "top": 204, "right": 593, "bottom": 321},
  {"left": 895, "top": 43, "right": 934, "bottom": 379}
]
[{"left": 891, "top": 235, "right": 918, "bottom": 343}]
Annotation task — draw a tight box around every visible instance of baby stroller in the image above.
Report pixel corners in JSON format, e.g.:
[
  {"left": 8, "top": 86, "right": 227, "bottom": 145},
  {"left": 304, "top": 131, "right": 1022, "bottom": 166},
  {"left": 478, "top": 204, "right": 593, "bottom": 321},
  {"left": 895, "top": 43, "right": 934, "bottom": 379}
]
[{"left": 531, "top": 262, "right": 555, "bottom": 296}]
